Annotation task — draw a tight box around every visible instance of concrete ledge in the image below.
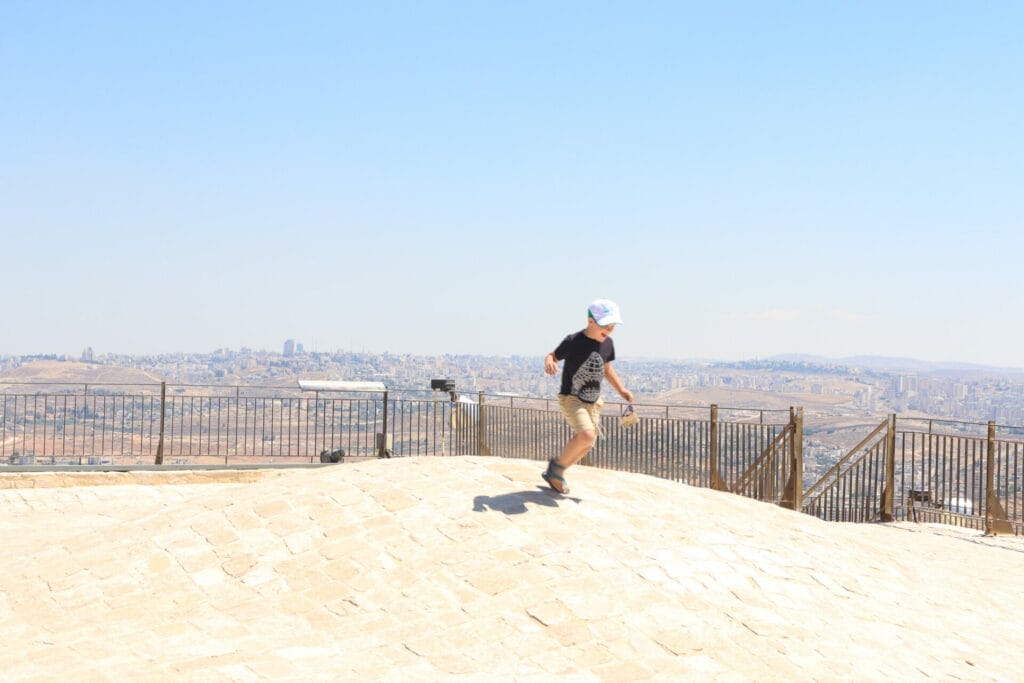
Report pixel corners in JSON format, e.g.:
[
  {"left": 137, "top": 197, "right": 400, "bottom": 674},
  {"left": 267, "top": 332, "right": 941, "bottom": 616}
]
[{"left": 0, "top": 467, "right": 304, "bottom": 489}]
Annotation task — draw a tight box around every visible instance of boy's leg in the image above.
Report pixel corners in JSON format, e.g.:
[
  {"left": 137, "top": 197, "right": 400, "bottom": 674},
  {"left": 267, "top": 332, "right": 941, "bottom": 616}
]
[
  {"left": 557, "top": 429, "right": 597, "bottom": 468},
  {"left": 555, "top": 396, "right": 600, "bottom": 469},
  {"left": 544, "top": 428, "right": 595, "bottom": 494},
  {"left": 544, "top": 396, "right": 597, "bottom": 492}
]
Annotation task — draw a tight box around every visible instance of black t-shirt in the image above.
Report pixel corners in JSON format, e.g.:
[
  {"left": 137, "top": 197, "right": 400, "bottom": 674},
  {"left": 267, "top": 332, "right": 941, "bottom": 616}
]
[{"left": 553, "top": 330, "right": 615, "bottom": 403}]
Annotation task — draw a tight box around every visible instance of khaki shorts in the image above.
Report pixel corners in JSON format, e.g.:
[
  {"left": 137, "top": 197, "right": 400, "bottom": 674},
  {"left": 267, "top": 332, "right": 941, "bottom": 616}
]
[{"left": 558, "top": 395, "right": 604, "bottom": 437}]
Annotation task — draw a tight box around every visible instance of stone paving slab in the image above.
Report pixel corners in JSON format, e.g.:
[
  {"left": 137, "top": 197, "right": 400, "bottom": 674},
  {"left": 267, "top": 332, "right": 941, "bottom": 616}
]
[{"left": 1, "top": 456, "right": 1022, "bottom": 681}]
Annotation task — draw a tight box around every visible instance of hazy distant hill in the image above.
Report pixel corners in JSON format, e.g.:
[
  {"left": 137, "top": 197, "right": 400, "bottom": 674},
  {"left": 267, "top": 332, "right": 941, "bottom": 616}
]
[
  {"left": 766, "top": 354, "right": 1022, "bottom": 375},
  {"left": 0, "top": 360, "right": 161, "bottom": 387}
]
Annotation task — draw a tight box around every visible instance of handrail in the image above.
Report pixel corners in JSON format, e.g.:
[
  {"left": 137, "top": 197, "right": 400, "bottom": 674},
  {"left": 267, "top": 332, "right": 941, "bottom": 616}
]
[
  {"left": 4, "top": 383, "right": 1022, "bottom": 534},
  {"left": 731, "top": 425, "right": 792, "bottom": 495},
  {"left": 802, "top": 419, "right": 888, "bottom": 504}
]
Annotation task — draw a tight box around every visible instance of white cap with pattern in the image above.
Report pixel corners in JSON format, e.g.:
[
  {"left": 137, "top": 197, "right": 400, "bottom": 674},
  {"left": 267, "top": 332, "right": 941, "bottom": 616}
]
[{"left": 588, "top": 299, "right": 624, "bottom": 326}]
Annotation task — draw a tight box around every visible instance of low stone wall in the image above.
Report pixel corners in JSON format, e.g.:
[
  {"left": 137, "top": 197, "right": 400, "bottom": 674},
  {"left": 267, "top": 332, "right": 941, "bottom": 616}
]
[{"left": 0, "top": 469, "right": 283, "bottom": 489}]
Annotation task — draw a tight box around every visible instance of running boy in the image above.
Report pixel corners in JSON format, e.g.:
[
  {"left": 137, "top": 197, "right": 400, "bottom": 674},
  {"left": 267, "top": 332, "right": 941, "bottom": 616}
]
[{"left": 542, "top": 298, "right": 634, "bottom": 494}]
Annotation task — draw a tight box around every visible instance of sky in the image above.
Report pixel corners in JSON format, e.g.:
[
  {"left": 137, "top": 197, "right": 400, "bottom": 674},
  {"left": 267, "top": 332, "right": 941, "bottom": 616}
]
[{"left": 2, "top": 2, "right": 1023, "bottom": 368}]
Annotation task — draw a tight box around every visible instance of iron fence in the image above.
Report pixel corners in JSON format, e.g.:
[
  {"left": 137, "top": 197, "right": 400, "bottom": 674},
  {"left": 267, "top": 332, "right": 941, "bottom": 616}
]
[
  {"left": 803, "top": 419, "right": 891, "bottom": 523},
  {"left": 5, "top": 381, "right": 1021, "bottom": 535},
  {"left": 472, "top": 396, "right": 795, "bottom": 493},
  {"left": 892, "top": 417, "right": 1022, "bottom": 534},
  {"left": 802, "top": 416, "right": 1024, "bottom": 535},
  {"left": 1, "top": 383, "right": 397, "bottom": 465},
  {"left": 0, "top": 382, "right": 795, "bottom": 498}
]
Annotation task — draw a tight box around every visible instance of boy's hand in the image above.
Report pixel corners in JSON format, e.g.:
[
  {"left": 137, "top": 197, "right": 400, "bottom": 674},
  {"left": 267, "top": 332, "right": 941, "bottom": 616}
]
[
  {"left": 620, "top": 389, "right": 635, "bottom": 404},
  {"left": 544, "top": 355, "right": 559, "bottom": 375}
]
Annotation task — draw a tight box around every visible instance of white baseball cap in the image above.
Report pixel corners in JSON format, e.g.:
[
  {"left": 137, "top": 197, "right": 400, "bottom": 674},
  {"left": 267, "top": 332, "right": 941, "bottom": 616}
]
[{"left": 588, "top": 299, "right": 624, "bottom": 326}]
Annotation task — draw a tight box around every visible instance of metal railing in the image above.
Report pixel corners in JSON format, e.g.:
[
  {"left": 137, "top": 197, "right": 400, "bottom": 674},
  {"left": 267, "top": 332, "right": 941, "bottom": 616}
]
[
  {"left": 1, "top": 383, "right": 399, "bottom": 465},
  {"left": 730, "top": 407, "right": 802, "bottom": 510},
  {"left": 475, "top": 397, "right": 795, "bottom": 496},
  {"left": 803, "top": 417, "right": 893, "bottom": 523},
  {"left": 0, "top": 382, "right": 797, "bottom": 503},
  {"left": 802, "top": 415, "right": 1023, "bottom": 535},
  {"left": 893, "top": 417, "right": 1021, "bottom": 535},
  {"left": 5, "top": 382, "right": 1022, "bottom": 534}
]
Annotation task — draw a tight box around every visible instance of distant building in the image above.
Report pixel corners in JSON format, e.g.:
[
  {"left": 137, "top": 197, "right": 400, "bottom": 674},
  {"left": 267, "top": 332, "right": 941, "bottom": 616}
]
[
  {"left": 284, "top": 339, "right": 295, "bottom": 357},
  {"left": 81, "top": 347, "right": 94, "bottom": 362},
  {"left": 296, "top": 343, "right": 304, "bottom": 354}
]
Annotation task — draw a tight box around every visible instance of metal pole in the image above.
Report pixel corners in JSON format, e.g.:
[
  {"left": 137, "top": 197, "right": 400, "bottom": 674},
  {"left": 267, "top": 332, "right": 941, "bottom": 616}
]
[
  {"left": 710, "top": 404, "right": 726, "bottom": 490},
  {"left": 986, "top": 421, "right": 1014, "bottom": 535},
  {"left": 880, "top": 414, "right": 896, "bottom": 522},
  {"left": 154, "top": 381, "right": 166, "bottom": 465},
  {"left": 234, "top": 386, "right": 240, "bottom": 459},
  {"left": 986, "top": 421, "right": 995, "bottom": 534},
  {"left": 313, "top": 390, "right": 319, "bottom": 464},
  {"left": 783, "top": 406, "right": 804, "bottom": 511},
  {"left": 378, "top": 391, "right": 389, "bottom": 458},
  {"left": 477, "top": 391, "right": 491, "bottom": 456}
]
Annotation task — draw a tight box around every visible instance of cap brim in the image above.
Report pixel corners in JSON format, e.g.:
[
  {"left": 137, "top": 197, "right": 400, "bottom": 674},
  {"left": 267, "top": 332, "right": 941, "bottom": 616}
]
[{"left": 595, "top": 315, "right": 623, "bottom": 326}]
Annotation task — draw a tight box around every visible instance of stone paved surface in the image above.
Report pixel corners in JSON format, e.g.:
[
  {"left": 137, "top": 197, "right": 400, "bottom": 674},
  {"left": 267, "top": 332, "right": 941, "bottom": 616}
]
[{"left": 1, "top": 456, "right": 1022, "bottom": 681}]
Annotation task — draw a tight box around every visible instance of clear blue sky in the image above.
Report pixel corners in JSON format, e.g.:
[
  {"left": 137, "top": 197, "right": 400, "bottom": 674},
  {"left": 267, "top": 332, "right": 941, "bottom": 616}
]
[{"left": 3, "top": 2, "right": 1022, "bottom": 367}]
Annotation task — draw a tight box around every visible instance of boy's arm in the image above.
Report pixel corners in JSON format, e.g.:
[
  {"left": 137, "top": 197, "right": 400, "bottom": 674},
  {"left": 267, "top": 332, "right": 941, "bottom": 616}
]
[
  {"left": 544, "top": 351, "right": 559, "bottom": 376},
  {"left": 604, "top": 363, "right": 634, "bottom": 403}
]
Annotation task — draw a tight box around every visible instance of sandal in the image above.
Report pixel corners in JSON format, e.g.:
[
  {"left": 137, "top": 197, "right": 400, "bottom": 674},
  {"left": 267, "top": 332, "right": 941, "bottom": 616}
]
[{"left": 542, "top": 459, "right": 570, "bottom": 494}]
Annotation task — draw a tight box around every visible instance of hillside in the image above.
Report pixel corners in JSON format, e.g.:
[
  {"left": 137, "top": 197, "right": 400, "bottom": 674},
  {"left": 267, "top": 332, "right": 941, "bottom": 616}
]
[{"left": 0, "top": 360, "right": 162, "bottom": 387}]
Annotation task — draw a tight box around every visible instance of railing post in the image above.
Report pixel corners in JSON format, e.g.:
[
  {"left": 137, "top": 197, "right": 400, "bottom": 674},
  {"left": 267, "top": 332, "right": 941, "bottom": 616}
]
[
  {"left": 312, "top": 390, "right": 319, "bottom": 464},
  {"left": 985, "top": 421, "right": 1014, "bottom": 535},
  {"left": 794, "top": 407, "right": 803, "bottom": 509},
  {"left": 880, "top": 414, "right": 896, "bottom": 522},
  {"left": 782, "top": 406, "right": 803, "bottom": 511},
  {"left": 709, "top": 404, "right": 727, "bottom": 490},
  {"left": 233, "top": 386, "right": 240, "bottom": 459},
  {"left": 477, "top": 391, "right": 491, "bottom": 455},
  {"left": 80, "top": 384, "right": 89, "bottom": 466},
  {"left": 378, "top": 391, "right": 389, "bottom": 458},
  {"left": 154, "top": 381, "right": 166, "bottom": 465}
]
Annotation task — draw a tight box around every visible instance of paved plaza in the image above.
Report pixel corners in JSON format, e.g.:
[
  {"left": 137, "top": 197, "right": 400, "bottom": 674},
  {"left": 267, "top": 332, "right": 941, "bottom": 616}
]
[{"left": 2, "top": 456, "right": 1022, "bottom": 681}]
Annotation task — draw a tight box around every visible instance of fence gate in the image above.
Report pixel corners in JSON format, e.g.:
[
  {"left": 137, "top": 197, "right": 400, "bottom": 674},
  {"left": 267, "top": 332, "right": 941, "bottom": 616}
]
[
  {"left": 729, "top": 407, "right": 803, "bottom": 510},
  {"left": 801, "top": 416, "right": 894, "bottom": 523}
]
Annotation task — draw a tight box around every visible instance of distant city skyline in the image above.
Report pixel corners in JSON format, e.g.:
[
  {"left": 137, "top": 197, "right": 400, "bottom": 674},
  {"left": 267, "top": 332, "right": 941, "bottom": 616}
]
[
  {"left": 8, "top": 342, "right": 1024, "bottom": 375},
  {"left": 5, "top": 347, "right": 1024, "bottom": 429},
  {"left": 3, "top": 3, "right": 1022, "bottom": 368}
]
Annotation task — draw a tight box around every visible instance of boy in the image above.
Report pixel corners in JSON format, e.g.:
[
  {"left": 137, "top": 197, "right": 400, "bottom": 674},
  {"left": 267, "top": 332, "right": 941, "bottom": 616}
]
[{"left": 542, "top": 298, "right": 634, "bottom": 494}]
